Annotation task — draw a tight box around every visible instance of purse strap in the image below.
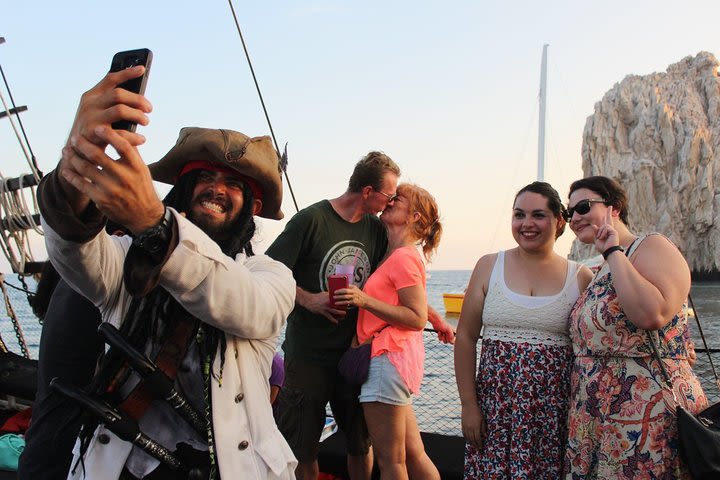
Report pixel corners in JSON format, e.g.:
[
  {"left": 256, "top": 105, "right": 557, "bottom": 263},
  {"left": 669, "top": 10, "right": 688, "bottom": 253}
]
[
  {"left": 646, "top": 329, "right": 679, "bottom": 404},
  {"left": 355, "top": 324, "right": 390, "bottom": 346}
]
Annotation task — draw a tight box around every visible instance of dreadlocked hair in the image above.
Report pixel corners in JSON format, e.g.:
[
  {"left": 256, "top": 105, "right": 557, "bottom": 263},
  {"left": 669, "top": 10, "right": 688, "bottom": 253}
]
[{"left": 74, "top": 168, "right": 258, "bottom": 474}]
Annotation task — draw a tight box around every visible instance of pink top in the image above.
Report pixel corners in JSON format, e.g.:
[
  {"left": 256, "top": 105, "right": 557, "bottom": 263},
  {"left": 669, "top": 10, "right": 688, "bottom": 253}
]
[{"left": 357, "top": 246, "right": 426, "bottom": 394}]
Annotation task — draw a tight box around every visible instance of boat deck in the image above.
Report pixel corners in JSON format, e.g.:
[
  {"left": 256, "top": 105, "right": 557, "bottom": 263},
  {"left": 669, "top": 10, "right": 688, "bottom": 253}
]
[{"left": 319, "top": 429, "right": 465, "bottom": 479}]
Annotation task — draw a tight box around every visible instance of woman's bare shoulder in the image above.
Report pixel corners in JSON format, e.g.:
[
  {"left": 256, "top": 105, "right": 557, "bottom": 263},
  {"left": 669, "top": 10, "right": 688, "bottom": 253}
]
[
  {"left": 576, "top": 264, "right": 594, "bottom": 290},
  {"left": 473, "top": 252, "right": 499, "bottom": 275}
]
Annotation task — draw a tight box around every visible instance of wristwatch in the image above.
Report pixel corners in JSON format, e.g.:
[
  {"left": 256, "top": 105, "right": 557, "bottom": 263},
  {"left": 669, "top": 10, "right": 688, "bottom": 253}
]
[{"left": 132, "top": 207, "right": 173, "bottom": 264}]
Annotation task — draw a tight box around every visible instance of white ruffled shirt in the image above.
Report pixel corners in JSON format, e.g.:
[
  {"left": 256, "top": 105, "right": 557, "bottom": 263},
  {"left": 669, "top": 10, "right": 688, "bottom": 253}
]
[{"left": 43, "top": 208, "right": 298, "bottom": 480}]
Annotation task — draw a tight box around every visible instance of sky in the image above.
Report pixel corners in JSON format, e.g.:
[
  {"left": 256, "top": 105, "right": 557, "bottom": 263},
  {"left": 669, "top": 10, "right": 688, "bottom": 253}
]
[{"left": 1, "top": 0, "right": 720, "bottom": 273}]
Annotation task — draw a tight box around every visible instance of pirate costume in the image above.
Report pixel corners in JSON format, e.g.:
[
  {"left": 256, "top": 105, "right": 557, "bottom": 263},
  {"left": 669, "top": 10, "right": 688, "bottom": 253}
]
[{"left": 38, "top": 128, "right": 298, "bottom": 480}]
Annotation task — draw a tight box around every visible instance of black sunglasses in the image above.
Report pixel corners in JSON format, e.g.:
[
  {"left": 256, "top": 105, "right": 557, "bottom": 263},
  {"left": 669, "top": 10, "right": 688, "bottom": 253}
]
[
  {"left": 372, "top": 187, "right": 398, "bottom": 202},
  {"left": 566, "top": 198, "right": 606, "bottom": 218}
]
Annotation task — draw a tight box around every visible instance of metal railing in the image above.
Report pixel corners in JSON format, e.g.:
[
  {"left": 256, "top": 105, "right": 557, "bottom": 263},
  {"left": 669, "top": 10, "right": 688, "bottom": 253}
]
[
  {"left": 3, "top": 288, "right": 719, "bottom": 438},
  {"left": 414, "top": 330, "right": 461, "bottom": 436},
  {"left": 384, "top": 331, "right": 720, "bottom": 438},
  {"left": 691, "top": 348, "right": 720, "bottom": 402}
]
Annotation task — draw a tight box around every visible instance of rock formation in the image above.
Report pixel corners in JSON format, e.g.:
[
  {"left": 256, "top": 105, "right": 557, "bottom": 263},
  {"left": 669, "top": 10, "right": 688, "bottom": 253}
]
[{"left": 572, "top": 51, "right": 720, "bottom": 277}]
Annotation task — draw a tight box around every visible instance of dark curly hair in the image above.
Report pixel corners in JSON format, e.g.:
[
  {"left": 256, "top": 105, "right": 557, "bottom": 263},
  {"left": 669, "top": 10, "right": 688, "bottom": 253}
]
[
  {"left": 568, "top": 175, "right": 629, "bottom": 225},
  {"left": 514, "top": 181, "right": 567, "bottom": 239}
]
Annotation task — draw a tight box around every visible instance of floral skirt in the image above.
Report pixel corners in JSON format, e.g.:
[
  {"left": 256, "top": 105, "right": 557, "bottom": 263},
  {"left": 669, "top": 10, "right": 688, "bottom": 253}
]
[
  {"left": 565, "top": 355, "right": 708, "bottom": 479},
  {"left": 464, "top": 339, "right": 572, "bottom": 479}
]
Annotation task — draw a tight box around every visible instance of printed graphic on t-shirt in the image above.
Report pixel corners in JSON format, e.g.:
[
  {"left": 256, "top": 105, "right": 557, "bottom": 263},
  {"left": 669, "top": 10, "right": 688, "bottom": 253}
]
[{"left": 319, "top": 240, "right": 371, "bottom": 289}]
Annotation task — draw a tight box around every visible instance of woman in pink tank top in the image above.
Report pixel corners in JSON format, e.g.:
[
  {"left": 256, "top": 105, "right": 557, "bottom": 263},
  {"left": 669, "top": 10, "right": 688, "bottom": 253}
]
[{"left": 334, "top": 183, "right": 453, "bottom": 480}]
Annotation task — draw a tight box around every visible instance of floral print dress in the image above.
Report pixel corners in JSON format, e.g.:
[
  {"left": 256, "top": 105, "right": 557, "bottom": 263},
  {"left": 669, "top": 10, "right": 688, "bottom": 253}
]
[
  {"left": 565, "top": 235, "right": 708, "bottom": 479},
  {"left": 464, "top": 251, "right": 582, "bottom": 479}
]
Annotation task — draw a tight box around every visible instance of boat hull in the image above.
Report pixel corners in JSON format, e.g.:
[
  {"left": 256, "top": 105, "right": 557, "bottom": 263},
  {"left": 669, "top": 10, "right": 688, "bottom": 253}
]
[{"left": 442, "top": 293, "right": 464, "bottom": 314}]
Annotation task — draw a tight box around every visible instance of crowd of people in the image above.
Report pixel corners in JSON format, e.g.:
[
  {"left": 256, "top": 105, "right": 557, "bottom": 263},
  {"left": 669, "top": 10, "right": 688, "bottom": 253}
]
[{"left": 14, "top": 62, "right": 708, "bottom": 480}]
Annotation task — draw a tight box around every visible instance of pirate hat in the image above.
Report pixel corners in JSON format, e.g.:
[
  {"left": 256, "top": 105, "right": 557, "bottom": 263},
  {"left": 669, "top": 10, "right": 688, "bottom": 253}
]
[{"left": 148, "top": 127, "right": 284, "bottom": 219}]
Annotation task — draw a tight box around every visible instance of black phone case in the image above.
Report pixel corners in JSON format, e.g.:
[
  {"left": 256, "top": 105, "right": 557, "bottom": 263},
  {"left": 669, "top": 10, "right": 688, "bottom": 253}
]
[{"left": 109, "top": 48, "right": 153, "bottom": 132}]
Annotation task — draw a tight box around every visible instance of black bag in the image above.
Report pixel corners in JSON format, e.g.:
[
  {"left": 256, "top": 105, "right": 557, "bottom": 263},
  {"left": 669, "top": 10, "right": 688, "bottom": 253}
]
[
  {"left": 677, "top": 403, "right": 720, "bottom": 479},
  {"left": 648, "top": 301, "right": 720, "bottom": 479}
]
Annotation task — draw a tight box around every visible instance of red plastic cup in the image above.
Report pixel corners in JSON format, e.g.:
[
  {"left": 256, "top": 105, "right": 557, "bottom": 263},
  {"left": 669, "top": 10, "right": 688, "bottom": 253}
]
[{"left": 328, "top": 274, "right": 349, "bottom": 309}]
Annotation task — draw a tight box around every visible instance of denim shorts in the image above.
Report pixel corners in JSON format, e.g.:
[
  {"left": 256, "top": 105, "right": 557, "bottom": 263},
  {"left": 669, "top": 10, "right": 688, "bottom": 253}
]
[{"left": 359, "top": 353, "right": 412, "bottom": 406}]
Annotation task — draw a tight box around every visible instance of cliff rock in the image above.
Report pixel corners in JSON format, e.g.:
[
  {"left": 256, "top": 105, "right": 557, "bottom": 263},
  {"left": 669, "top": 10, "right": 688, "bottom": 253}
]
[{"left": 573, "top": 51, "right": 720, "bottom": 276}]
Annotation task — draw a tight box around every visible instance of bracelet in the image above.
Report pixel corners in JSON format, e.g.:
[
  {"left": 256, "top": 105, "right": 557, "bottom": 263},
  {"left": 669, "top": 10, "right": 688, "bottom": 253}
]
[{"left": 602, "top": 245, "right": 625, "bottom": 260}]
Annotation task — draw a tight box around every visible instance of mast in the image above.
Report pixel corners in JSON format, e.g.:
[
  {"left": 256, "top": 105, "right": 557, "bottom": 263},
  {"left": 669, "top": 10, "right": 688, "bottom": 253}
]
[{"left": 537, "top": 44, "right": 548, "bottom": 181}]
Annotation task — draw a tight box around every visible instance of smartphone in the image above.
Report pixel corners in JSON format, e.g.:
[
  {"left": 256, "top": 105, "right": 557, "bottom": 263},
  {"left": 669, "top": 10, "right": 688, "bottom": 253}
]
[
  {"left": 328, "top": 274, "right": 349, "bottom": 310},
  {"left": 109, "top": 48, "right": 153, "bottom": 132}
]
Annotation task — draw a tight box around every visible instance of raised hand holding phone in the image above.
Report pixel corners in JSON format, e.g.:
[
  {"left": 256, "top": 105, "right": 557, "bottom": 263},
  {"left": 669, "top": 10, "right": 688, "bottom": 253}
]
[
  {"left": 62, "top": 123, "right": 164, "bottom": 234},
  {"left": 59, "top": 50, "right": 154, "bottom": 217},
  {"left": 67, "top": 50, "right": 153, "bottom": 150}
]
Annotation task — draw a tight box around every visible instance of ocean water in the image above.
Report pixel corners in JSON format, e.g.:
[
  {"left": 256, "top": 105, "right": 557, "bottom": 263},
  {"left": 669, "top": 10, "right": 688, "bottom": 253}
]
[
  {"left": 0, "top": 271, "right": 477, "bottom": 359},
  {"left": 2, "top": 271, "right": 720, "bottom": 436}
]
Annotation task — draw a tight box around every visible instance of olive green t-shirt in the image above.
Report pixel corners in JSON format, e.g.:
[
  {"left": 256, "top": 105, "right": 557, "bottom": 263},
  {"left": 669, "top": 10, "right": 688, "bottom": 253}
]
[{"left": 265, "top": 200, "right": 388, "bottom": 366}]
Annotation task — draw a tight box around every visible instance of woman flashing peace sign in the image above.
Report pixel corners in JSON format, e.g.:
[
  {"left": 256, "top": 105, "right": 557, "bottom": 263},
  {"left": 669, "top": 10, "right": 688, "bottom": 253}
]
[{"left": 564, "top": 175, "right": 707, "bottom": 479}]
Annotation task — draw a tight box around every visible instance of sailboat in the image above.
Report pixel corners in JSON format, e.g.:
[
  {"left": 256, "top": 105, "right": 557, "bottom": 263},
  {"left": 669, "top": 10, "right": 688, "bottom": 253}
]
[{"left": 441, "top": 44, "right": 551, "bottom": 316}]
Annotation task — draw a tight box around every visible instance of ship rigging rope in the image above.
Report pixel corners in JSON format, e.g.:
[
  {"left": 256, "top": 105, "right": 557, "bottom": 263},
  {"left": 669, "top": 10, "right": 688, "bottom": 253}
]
[
  {"left": 0, "top": 186, "right": 42, "bottom": 272},
  {"left": 0, "top": 168, "right": 43, "bottom": 275},
  {"left": 0, "top": 56, "right": 43, "bottom": 276},
  {"left": 226, "top": 0, "right": 299, "bottom": 213},
  {"left": 0, "top": 63, "right": 41, "bottom": 177}
]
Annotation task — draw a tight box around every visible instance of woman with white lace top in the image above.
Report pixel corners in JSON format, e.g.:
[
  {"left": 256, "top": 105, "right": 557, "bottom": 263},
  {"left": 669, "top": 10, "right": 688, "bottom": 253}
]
[{"left": 454, "top": 181, "right": 592, "bottom": 479}]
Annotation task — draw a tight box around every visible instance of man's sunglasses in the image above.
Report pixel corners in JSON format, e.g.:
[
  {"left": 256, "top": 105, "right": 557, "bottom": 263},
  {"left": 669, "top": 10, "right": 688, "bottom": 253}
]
[
  {"left": 373, "top": 187, "right": 398, "bottom": 202},
  {"left": 566, "top": 198, "right": 606, "bottom": 218}
]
